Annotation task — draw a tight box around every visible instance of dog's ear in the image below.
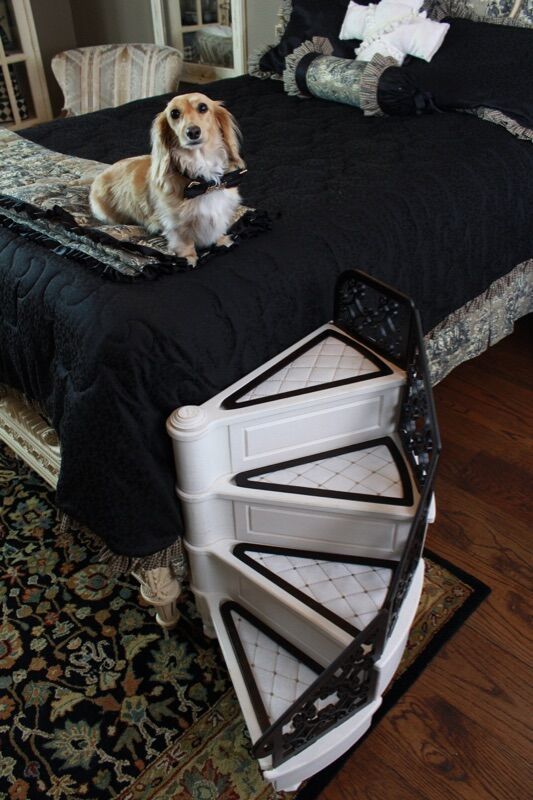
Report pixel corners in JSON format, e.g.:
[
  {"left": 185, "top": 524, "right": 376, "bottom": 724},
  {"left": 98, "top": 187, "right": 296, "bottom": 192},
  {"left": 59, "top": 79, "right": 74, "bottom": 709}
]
[
  {"left": 214, "top": 102, "right": 245, "bottom": 170},
  {"left": 151, "top": 111, "right": 175, "bottom": 187}
]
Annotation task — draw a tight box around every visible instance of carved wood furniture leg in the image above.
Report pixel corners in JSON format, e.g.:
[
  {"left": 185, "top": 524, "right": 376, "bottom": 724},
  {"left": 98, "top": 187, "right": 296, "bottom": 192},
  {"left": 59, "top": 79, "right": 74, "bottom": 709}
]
[
  {"left": 0, "top": 384, "right": 60, "bottom": 489},
  {"left": 132, "top": 560, "right": 186, "bottom": 629}
]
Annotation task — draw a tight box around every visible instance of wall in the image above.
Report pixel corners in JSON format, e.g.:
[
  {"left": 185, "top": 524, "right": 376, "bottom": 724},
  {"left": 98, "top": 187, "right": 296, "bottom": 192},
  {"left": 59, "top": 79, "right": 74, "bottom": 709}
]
[
  {"left": 69, "top": 0, "right": 281, "bottom": 64},
  {"left": 69, "top": 0, "right": 155, "bottom": 47},
  {"left": 246, "top": 0, "right": 279, "bottom": 56},
  {"left": 31, "top": 0, "right": 282, "bottom": 115},
  {"left": 30, "top": 0, "right": 77, "bottom": 115}
]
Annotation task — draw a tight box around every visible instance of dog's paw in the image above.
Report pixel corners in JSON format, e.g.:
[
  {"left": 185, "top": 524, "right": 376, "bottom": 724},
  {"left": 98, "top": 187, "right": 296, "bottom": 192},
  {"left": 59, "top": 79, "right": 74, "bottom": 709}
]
[
  {"left": 175, "top": 244, "right": 198, "bottom": 267},
  {"left": 216, "top": 234, "right": 234, "bottom": 249}
]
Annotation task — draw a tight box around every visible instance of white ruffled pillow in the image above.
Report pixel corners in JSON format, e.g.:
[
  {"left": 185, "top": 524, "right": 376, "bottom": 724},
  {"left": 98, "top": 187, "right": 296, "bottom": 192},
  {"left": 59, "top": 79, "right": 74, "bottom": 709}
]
[
  {"left": 339, "top": 0, "right": 449, "bottom": 64},
  {"left": 340, "top": 0, "right": 424, "bottom": 40}
]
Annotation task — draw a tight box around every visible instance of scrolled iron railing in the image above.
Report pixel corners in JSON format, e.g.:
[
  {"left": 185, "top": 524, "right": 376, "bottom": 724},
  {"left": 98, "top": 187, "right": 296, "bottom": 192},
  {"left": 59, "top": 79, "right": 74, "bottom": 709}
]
[
  {"left": 252, "top": 610, "right": 386, "bottom": 766},
  {"left": 252, "top": 270, "right": 441, "bottom": 768}
]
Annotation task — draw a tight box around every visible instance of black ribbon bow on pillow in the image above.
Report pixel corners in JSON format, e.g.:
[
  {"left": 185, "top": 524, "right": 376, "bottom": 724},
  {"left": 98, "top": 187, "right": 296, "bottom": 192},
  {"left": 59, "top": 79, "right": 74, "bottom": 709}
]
[{"left": 184, "top": 168, "right": 248, "bottom": 200}]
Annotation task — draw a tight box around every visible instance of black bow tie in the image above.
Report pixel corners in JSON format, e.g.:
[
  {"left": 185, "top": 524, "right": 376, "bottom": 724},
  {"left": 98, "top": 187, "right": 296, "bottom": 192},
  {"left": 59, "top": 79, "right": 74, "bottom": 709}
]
[{"left": 183, "top": 168, "right": 248, "bottom": 200}]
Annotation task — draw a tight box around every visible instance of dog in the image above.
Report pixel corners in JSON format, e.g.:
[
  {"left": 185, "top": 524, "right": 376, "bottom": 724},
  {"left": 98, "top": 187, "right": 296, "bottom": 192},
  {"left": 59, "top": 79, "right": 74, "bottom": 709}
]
[{"left": 89, "top": 93, "right": 246, "bottom": 266}]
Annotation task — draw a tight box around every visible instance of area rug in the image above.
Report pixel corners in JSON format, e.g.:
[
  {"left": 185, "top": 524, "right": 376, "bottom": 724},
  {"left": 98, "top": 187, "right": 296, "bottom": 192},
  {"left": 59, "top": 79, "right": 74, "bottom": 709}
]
[{"left": 0, "top": 442, "right": 489, "bottom": 800}]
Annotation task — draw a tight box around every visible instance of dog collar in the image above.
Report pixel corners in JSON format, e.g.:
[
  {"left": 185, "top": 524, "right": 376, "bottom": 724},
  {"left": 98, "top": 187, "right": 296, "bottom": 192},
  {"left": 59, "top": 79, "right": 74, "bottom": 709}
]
[{"left": 183, "top": 168, "right": 247, "bottom": 200}]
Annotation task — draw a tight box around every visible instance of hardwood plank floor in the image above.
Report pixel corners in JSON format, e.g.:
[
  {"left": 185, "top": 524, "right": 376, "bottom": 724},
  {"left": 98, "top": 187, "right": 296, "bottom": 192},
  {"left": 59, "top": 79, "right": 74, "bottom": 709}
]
[{"left": 319, "top": 314, "right": 533, "bottom": 800}]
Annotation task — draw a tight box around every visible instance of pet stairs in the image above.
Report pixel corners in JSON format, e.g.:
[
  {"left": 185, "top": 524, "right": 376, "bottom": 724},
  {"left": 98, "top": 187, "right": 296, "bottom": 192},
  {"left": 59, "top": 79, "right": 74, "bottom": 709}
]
[{"left": 167, "top": 270, "right": 441, "bottom": 792}]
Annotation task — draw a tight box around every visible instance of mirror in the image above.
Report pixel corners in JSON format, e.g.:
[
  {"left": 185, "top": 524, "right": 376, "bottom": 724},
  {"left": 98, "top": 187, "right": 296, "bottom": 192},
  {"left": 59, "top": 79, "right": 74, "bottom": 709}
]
[{"left": 179, "top": 0, "right": 234, "bottom": 69}]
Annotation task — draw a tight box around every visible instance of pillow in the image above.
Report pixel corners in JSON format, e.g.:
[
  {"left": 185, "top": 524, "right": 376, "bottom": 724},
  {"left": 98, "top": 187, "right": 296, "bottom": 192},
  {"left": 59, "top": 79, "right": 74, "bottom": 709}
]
[
  {"left": 284, "top": 43, "right": 397, "bottom": 116},
  {"left": 400, "top": 17, "right": 533, "bottom": 128},
  {"left": 257, "top": 0, "right": 364, "bottom": 77},
  {"left": 425, "top": 0, "right": 533, "bottom": 26},
  {"left": 283, "top": 17, "right": 533, "bottom": 140}
]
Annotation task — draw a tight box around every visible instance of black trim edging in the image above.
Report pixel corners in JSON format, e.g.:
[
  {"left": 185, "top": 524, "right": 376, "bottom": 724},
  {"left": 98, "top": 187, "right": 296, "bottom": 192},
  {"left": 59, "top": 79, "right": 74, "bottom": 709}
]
[
  {"left": 235, "top": 436, "right": 415, "bottom": 508},
  {"left": 233, "top": 542, "right": 399, "bottom": 638},
  {"left": 220, "top": 600, "right": 323, "bottom": 734},
  {"left": 223, "top": 328, "right": 392, "bottom": 409}
]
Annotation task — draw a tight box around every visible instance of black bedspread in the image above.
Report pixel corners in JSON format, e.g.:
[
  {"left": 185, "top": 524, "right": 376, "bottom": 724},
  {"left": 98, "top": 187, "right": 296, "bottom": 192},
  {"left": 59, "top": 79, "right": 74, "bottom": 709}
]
[{"left": 1, "top": 75, "right": 532, "bottom": 557}]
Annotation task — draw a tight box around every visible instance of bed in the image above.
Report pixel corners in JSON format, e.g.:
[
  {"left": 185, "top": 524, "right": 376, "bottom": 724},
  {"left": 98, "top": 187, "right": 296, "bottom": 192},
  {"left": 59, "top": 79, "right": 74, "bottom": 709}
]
[{"left": 0, "top": 70, "right": 531, "bottom": 616}]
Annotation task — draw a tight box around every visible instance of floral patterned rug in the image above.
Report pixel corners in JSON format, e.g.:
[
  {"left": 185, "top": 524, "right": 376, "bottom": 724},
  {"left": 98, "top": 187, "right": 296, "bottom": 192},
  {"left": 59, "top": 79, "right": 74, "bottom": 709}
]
[{"left": 0, "top": 442, "right": 488, "bottom": 800}]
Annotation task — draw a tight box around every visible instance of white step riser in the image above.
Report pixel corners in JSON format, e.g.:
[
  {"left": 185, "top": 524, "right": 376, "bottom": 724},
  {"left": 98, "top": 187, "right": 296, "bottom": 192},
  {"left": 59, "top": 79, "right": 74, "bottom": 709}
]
[
  {"left": 264, "top": 703, "right": 379, "bottom": 792},
  {"left": 179, "top": 491, "right": 413, "bottom": 557},
  {"left": 169, "top": 384, "right": 403, "bottom": 495},
  {"left": 193, "top": 582, "right": 342, "bottom": 669},
  {"left": 374, "top": 558, "right": 424, "bottom": 695},
  {"left": 208, "top": 596, "right": 269, "bottom": 747},
  {"left": 187, "top": 549, "right": 353, "bottom": 666}
]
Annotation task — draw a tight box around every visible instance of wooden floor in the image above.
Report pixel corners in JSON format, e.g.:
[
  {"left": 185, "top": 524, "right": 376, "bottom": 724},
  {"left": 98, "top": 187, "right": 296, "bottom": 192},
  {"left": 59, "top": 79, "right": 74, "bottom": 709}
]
[{"left": 321, "top": 315, "right": 533, "bottom": 800}]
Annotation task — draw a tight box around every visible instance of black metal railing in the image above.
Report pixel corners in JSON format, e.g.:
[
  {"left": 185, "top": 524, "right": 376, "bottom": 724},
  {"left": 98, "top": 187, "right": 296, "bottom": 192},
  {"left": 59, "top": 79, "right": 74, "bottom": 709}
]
[
  {"left": 333, "top": 269, "right": 416, "bottom": 370},
  {"left": 383, "top": 468, "right": 435, "bottom": 639},
  {"left": 251, "top": 270, "right": 441, "bottom": 768},
  {"left": 398, "top": 318, "right": 440, "bottom": 489},
  {"left": 253, "top": 610, "right": 386, "bottom": 765}
]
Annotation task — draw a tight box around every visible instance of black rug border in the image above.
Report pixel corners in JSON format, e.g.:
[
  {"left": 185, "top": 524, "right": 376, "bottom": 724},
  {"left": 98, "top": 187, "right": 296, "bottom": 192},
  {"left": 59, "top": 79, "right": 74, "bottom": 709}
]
[{"left": 295, "top": 548, "right": 490, "bottom": 800}]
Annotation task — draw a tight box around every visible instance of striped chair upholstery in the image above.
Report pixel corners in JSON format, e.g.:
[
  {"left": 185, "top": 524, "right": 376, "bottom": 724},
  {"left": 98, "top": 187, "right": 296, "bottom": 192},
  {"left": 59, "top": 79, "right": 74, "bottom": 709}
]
[{"left": 52, "top": 43, "right": 183, "bottom": 116}]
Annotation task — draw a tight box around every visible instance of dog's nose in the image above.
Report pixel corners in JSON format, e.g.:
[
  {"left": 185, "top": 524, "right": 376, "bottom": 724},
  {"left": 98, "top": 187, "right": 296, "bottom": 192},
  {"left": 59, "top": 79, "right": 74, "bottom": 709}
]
[{"left": 186, "top": 125, "right": 201, "bottom": 141}]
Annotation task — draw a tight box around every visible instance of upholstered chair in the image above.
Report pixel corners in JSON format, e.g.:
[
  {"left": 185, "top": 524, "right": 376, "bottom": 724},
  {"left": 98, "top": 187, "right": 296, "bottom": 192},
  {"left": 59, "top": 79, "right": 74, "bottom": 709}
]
[{"left": 51, "top": 43, "right": 183, "bottom": 116}]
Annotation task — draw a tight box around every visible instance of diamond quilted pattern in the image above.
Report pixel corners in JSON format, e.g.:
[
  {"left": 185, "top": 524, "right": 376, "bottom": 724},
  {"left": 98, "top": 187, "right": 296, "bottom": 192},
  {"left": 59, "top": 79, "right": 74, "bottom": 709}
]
[
  {"left": 231, "top": 611, "right": 318, "bottom": 722},
  {"left": 245, "top": 552, "right": 393, "bottom": 631},
  {"left": 251, "top": 445, "right": 404, "bottom": 499},
  {"left": 238, "top": 336, "right": 380, "bottom": 402}
]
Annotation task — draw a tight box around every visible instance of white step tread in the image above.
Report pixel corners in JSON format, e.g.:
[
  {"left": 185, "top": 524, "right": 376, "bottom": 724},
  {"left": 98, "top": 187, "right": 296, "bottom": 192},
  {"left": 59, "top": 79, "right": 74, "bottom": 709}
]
[
  {"left": 237, "top": 547, "right": 394, "bottom": 633},
  {"left": 222, "top": 603, "right": 322, "bottom": 725},
  {"left": 235, "top": 436, "right": 413, "bottom": 507},
  {"left": 223, "top": 328, "right": 394, "bottom": 408},
  {"left": 237, "top": 334, "right": 382, "bottom": 403},
  {"left": 250, "top": 444, "right": 401, "bottom": 497}
]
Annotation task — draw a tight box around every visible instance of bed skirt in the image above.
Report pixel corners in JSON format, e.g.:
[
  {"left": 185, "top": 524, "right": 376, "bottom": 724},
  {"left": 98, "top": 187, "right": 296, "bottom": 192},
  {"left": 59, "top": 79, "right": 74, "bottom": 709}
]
[
  {"left": 425, "top": 259, "right": 532, "bottom": 384},
  {"left": 1, "top": 258, "right": 531, "bottom": 573}
]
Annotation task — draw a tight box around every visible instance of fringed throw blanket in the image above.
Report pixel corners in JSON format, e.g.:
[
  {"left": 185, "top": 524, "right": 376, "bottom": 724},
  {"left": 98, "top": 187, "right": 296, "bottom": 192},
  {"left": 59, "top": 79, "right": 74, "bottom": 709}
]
[{"left": 0, "top": 130, "right": 270, "bottom": 280}]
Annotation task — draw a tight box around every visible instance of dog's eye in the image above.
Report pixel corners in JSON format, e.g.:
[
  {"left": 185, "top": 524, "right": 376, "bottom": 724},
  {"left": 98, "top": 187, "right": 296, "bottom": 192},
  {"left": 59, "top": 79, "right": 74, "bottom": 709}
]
[
  {"left": 198, "top": 103, "right": 208, "bottom": 113},
  {"left": 170, "top": 109, "right": 180, "bottom": 119}
]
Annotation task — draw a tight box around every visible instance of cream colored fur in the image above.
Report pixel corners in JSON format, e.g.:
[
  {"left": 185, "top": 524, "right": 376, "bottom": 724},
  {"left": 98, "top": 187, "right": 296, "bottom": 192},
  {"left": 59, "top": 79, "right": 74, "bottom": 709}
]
[{"left": 89, "top": 93, "right": 245, "bottom": 266}]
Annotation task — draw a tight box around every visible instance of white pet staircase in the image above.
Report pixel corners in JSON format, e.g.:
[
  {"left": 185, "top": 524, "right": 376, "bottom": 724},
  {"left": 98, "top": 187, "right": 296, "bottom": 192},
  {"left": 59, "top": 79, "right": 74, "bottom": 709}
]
[{"left": 167, "top": 270, "right": 441, "bottom": 792}]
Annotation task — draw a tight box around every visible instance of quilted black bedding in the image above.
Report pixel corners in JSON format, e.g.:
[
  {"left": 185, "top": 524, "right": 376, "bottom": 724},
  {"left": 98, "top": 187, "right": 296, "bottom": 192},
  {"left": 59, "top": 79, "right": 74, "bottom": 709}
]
[{"left": 1, "top": 75, "right": 532, "bottom": 558}]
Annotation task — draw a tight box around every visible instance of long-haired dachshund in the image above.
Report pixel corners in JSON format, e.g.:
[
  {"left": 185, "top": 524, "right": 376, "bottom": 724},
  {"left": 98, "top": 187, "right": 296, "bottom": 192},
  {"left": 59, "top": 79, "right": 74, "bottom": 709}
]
[{"left": 89, "top": 93, "right": 246, "bottom": 266}]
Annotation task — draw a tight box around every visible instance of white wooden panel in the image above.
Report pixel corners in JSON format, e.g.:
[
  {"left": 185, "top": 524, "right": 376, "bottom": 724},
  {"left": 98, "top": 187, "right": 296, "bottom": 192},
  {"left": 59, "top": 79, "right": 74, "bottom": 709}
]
[{"left": 238, "top": 503, "right": 408, "bottom": 557}]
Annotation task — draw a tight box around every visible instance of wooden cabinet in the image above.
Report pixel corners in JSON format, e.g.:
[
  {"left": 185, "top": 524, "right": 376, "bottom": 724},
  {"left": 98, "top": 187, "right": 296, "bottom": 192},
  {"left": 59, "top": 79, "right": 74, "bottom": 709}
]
[{"left": 0, "top": 0, "right": 51, "bottom": 129}]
